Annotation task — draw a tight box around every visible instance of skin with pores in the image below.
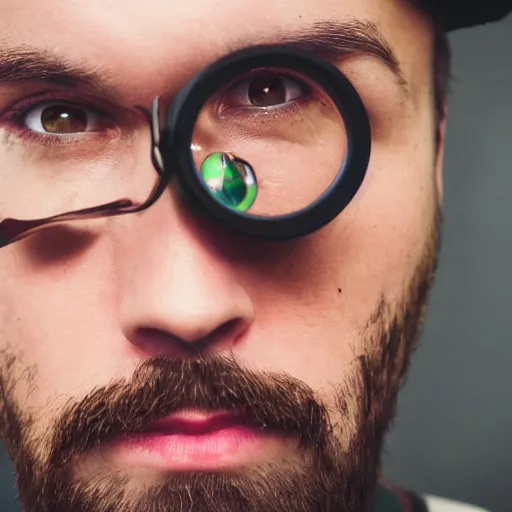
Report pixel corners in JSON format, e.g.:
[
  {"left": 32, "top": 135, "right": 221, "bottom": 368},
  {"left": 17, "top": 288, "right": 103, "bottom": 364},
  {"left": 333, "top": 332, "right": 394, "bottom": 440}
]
[{"left": 0, "top": 0, "right": 445, "bottom": 510}]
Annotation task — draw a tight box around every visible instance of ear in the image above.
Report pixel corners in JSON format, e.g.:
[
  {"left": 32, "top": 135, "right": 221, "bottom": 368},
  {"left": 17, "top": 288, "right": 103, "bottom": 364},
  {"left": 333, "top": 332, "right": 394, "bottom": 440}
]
[{"left": 435, "top": 102, "right": 448, "bottom": 205}]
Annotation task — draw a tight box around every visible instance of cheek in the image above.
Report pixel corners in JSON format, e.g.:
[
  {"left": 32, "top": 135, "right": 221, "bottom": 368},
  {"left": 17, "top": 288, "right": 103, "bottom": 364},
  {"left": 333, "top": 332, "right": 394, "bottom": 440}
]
[
  {"left": 0, "top": 236, "right": 127, "bottom": 425},
  {"left": 336, "top": 102, "right": 438, "bottom": 317},
  {"left": 235, "top": 117, "right": 437, "bottom": 391}
]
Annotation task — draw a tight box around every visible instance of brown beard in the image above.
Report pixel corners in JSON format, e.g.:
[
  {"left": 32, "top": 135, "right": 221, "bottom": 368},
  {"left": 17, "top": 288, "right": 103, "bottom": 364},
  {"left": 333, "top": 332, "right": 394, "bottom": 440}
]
[{"left": 0, "top": 211, "right": 441, "bottom": 512}]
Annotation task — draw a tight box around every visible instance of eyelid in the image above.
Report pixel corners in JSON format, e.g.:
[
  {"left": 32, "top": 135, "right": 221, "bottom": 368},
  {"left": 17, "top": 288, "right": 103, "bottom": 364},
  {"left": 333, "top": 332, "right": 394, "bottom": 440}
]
[{"left": 223, "top": 69, "right": 311, "bottom": 91}]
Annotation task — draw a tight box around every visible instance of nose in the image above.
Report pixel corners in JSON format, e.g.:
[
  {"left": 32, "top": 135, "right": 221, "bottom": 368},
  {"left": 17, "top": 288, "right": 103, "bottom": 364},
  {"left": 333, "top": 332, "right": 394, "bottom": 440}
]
[{"left": 118, "top": 194, "right": 255, "bottom": 357}]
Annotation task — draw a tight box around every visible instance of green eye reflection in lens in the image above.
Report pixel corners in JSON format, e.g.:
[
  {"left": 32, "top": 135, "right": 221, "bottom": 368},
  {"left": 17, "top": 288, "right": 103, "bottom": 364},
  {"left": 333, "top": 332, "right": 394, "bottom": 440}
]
[{"left": 200, "top": 152, "right": 258, "bottom": 212}]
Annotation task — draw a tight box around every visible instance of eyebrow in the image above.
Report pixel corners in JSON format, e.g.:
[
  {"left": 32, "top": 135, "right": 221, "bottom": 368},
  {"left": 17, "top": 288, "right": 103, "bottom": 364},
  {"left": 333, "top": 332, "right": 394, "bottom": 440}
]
[
  {"left": 0, "top": 19, "right": 407, "bottom": 98},
  {"left": 270, "top": 20, "right": 408, "bottom": 92},
  {"left": 0, "top": 46, "right": 118, "bottom": 97}
]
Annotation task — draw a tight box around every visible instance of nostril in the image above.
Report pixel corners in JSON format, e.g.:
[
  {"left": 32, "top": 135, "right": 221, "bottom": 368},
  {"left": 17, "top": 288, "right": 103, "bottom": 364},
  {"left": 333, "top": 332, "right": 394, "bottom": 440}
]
[
  {"left": 130, "top": 327, "right": 192, "bottom": 358},
  {"left": 129, "top": 318, "right": 248, "bottom": 359},
  {"left": 209, "top": 318, "right": 247, "bottom": 346},
  {"left": 175, "top": 318, "right": 249, "bottom": 354}
]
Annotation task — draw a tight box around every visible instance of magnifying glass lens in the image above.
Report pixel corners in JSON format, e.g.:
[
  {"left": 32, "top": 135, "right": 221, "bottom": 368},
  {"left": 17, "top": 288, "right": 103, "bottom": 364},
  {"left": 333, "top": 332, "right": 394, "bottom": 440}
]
[{"left": 191, "top": 68, "right": 347, "bottom": 217}]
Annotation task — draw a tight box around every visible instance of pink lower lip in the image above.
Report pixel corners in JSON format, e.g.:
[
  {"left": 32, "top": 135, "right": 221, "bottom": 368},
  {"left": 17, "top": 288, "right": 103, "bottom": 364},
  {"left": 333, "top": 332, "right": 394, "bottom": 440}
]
[{"left": 109, "top": 414, "right": 270, "bottom": 471}]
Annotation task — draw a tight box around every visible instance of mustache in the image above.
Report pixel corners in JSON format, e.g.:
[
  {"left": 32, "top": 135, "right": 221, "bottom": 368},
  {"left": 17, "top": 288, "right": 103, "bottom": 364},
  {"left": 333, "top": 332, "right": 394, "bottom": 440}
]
[{"left": 48, "top": 355, "right": 333, "bottom": 469}]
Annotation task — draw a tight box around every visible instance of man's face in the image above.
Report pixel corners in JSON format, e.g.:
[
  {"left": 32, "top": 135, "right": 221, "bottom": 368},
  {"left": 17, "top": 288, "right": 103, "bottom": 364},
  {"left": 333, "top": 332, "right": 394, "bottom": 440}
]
[{"left": 0, "top": 0, "right": 443, "bottom": 510}]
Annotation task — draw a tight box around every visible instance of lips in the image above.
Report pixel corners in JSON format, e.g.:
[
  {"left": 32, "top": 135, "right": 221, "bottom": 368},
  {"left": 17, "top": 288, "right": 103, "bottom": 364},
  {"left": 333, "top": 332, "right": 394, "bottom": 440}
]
[
  {"left": 147, "top": 410, "right": 251, "bottom": 435},
  {"left": 106, "top": 409, "right": 273, "bottom": 471}
]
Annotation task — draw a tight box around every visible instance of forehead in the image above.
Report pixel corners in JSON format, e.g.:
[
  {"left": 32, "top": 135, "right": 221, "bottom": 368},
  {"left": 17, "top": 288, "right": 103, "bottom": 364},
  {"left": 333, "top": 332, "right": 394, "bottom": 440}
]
[
  {"left": 0, "top": 0, "right": 433, "bottom": 103},
  {"left": 0, "top": 0, "right": 425, "bottom": 31}
]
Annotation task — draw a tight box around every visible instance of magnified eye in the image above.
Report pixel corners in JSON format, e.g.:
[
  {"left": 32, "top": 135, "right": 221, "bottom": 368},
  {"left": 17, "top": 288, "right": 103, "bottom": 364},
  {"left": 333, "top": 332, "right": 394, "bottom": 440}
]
[
  {"left": 222, "top": 73, "right": 309, "bottom": 109},
  {"left": 24, "top": 102, "right": 101, "bottom": 135}
]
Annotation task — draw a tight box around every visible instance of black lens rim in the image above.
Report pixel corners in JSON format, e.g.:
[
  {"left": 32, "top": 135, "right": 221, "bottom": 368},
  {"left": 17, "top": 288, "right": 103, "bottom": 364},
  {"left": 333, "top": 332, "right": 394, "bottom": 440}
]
[{"left": 161, "top": 45, "right": 371, "bottom": 240}]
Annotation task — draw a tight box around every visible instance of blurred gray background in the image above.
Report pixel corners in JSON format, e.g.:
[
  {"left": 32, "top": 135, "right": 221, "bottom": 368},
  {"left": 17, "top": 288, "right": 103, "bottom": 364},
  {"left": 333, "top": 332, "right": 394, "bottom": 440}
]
[{"left": 1, "top": 13, "right": 511, "bottom": 512}]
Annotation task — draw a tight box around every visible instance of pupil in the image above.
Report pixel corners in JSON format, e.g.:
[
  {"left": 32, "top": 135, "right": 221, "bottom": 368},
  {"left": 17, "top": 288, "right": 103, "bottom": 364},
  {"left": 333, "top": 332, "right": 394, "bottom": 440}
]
[
  {"left": 248, "top": 75, "right": 286, "bottom": 107},
  {"left": 41, "top": 105, "right": 88, "bottom": 134}
]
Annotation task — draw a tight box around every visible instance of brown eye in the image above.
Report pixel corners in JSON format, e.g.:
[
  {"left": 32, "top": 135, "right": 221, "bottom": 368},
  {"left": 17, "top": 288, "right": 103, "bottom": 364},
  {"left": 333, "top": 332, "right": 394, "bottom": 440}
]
[
  {"left": 248, "top": 75, "right": 288, "bottom": 107},
  {"left": 24, "top": 102, "right": 100, "bottom": 135},
  {"left": 222, "top": 72, "right": 308, "bottom": 110}
]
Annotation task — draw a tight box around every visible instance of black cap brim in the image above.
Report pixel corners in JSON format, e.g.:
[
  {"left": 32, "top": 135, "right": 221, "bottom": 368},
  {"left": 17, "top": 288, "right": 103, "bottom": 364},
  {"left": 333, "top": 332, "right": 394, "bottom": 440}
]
[{"left": 421, "top": 0, "right": 511, "bottom": 30}]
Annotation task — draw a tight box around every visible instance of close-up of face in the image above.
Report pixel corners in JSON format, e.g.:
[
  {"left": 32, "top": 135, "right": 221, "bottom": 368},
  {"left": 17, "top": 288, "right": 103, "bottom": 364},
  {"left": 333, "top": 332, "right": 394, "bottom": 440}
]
[{"left": 0, "top": 0, "right": 446, "bottom": 511}]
